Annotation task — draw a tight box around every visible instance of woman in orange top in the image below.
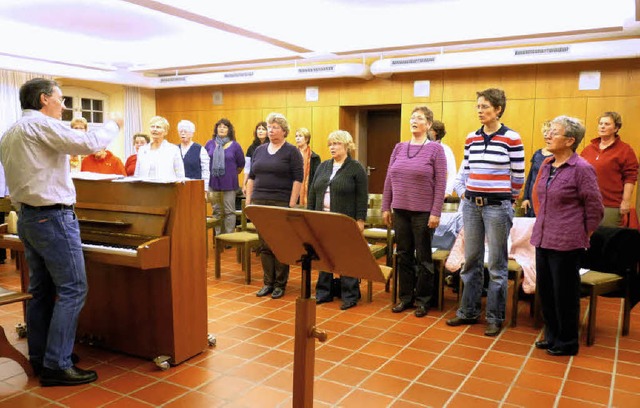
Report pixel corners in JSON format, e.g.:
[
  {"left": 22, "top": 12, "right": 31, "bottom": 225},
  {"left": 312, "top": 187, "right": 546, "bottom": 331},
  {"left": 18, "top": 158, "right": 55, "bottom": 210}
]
[{"left": 81, "top": 149, "right": 127, "bottom": 176}]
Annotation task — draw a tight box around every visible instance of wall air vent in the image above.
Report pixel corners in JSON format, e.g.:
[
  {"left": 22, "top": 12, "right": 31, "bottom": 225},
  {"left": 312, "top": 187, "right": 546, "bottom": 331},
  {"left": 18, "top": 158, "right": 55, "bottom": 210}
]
[
  {"left": 223, "top": 71, "right": 255, "bottom": 79},
  {"left": 152, "top": 63, "right": 370, "bottom": 88},
  {"left": 514, "top": 46, "right": 570, "bottom": 56},
  {"left": 391, "top": 57, "right": 436, "bottom": 66},
  {"left": 370, "top": 39, "right": 640, "bottom": 78},
  {"left": 159, "top": 76, "right": 187, "bottom": 83},
  {"left": 298, "top": 65, "right": 335, "bottom": 74}
]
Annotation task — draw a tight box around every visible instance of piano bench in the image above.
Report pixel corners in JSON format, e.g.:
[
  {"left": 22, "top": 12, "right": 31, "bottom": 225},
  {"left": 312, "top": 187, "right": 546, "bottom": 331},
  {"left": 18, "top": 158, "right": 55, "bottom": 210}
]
[
  {"left": 0, "top": 287, "right": 33, "bottom": 377},
  {"left": 214, "top": 231, "right": 260, "bottom": 284}
]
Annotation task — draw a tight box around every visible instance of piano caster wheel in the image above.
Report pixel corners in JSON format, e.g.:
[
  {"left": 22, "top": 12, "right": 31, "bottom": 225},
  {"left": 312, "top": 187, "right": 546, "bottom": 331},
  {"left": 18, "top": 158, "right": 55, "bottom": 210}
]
[
  {"left": 15, "top": 323, "right": 27, "bottom": 338},
  {"left": 153, "top": 355, "right": 171, "bottom": 371},
  {"left": 207, "top": 333, "right": 217, "bottom": 347}
]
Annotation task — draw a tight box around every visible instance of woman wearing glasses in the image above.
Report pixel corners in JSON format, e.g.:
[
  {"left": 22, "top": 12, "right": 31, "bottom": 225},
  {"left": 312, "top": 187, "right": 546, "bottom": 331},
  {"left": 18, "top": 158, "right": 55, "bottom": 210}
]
[
  {"left": 531, "top": 116, "right": 603, "bottom": 356},
  {"left": 383, "top": 106, "right": 447, "bottom": 318},
  {"left": 246, "top": 113, "right": 303, "bottom": 300},
  {"left": 446, "top": 88, "right": 525, "bottom": 337}
]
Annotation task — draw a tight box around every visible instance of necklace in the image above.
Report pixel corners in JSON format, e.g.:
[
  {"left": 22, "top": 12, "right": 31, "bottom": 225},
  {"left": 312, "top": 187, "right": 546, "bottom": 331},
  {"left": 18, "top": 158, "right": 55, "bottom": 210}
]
[{"left": 407, "top": 138, "right": 428, "bottom": 159}]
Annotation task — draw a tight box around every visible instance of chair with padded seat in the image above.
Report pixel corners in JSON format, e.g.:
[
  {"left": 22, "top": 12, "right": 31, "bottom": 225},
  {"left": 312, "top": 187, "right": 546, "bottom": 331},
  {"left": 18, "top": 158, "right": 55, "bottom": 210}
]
[
  {"left": 363, "top": 194, "right": 395, "bottom": 301},
  {"left": 579, "top": 226, "right": 640, "bottom": 346},
  {"left": 214, "top": 199, "right": 260, "bottom": 284}
]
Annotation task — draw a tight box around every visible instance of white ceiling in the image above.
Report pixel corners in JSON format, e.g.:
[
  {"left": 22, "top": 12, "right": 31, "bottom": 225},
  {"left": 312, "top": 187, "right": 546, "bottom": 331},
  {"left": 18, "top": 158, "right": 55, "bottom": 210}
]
[{"left": 0, "top": 0, "right": 637, "bottom": 87}]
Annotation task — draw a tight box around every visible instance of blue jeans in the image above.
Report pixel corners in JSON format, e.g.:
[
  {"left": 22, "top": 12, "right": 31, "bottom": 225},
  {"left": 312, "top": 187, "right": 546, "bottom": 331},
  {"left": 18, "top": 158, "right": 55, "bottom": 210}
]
[
  {"left": 18, "top": 206, "right": 87, "bottom": 370},
  {"left": 457, "top": 199, "right": 513, "bottom": 325}
]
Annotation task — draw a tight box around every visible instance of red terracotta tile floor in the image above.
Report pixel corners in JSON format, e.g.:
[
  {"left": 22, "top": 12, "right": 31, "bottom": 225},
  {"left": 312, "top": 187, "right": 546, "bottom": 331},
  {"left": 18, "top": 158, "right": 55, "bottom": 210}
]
[{"left": 1, "top": 242, "right": 640, "bottom": 407}]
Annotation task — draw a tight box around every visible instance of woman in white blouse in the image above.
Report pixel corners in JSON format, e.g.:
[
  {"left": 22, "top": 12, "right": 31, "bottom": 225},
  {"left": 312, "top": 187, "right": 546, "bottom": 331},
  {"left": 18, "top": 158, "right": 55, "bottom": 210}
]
[{"left": 135, "top": 116, "right": 185, "bottom": 180}]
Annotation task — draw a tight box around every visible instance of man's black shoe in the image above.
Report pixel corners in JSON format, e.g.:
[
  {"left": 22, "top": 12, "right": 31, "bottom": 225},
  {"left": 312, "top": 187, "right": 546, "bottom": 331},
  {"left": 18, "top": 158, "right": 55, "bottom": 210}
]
[
  {"left": 340, "top": 301, "right": 357, "bottom": 310},
  {"left": 535, "top": 340, "right": 552, "bottom": 350},
  {"left": 40, "top": 366, "right": 98, "bottom": 387},
  {"left": 391, "top": 301, "right": 414, "bottom": 313},
  {"left": 546, "top": 347, "right": 578, "bottom": 357},
  {"left": 445, "top": 316, "right": 478, "bottom": 326},
  {"left": 316, "top": 297, "right": 332, "bottom": 305},
  {"left": 414, "top": 305, "right": 429, "bottom": 318},
  {"left": 31, "top": 353, "right": 80, "bottom": 377},
  {"left": 256, "top": 286, "right": 274, "bottom": 297}
]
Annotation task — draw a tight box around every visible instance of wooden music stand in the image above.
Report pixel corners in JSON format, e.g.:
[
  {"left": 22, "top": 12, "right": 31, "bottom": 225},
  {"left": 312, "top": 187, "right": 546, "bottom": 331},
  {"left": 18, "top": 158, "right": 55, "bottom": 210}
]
[{"left": 244, "top": 205, "right": 390, "bottom": 408}]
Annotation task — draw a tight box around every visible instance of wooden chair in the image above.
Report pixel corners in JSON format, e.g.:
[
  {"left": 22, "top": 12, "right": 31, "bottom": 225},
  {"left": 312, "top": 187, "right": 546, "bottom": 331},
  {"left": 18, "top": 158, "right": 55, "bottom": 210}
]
[
  {"left": 580, "top": 271, "right": 630, "bottom": 346},
  {"left": 214, "top": 200, "right": 260, "bottom": 284},
  {"left": 0, "top": 287, "right": 33, "bottom": 376},
  {"left": 0, "top": 197, "right": 20, "bottom": 270},
  {"left": 363, "top": 194, "right": 394, "bottom": 267},
  {"left": 579, "top": 226, "right": 640, "bottom": 346}
]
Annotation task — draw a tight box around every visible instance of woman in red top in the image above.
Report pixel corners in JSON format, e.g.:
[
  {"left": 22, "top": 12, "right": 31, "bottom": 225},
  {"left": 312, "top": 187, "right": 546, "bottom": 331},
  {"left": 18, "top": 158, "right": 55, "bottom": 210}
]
[
  {"left": 124, "top": 133, "right": 149, "bottom": 176},
  {"left": 580, "top": 112, "right": 638, "bottom": 227}
]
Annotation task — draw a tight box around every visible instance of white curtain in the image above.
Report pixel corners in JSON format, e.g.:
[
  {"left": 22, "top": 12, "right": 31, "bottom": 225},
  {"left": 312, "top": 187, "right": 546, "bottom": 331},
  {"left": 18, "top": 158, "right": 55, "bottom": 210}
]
[
  {"left": 0, "top": 69, "right": 51, "bottom": 195},
  {"left": 124, "top": 86, "right": 143, "bottom": 159}
]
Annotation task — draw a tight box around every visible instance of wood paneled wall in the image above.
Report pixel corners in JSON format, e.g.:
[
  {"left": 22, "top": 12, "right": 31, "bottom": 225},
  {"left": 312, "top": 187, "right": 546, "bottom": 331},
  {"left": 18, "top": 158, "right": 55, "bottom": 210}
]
[{"left": 157, "top": 58, "right": 640, "bottom": 200}]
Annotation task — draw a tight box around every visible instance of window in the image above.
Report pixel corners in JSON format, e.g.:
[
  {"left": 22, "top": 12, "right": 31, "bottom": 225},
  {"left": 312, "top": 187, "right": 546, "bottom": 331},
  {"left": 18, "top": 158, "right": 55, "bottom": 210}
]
[{"left": 60, "top": 87, "right": 108, "bottom": 126}]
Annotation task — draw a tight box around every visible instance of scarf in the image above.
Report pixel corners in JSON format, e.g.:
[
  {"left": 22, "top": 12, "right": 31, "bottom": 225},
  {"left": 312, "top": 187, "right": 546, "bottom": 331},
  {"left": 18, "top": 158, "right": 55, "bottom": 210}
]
[
  {"left": 299, "top": 147, "right": 312, "bottom": 207},
  {"left": 211, "top": 136, "right": 230, "bottom": 177}
]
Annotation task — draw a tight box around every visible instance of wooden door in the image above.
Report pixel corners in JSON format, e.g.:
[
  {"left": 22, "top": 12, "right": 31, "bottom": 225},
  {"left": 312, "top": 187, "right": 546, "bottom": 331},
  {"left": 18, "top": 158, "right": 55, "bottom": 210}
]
[{"left": 366, "top": 110, "right": 401, "bottom": 193}]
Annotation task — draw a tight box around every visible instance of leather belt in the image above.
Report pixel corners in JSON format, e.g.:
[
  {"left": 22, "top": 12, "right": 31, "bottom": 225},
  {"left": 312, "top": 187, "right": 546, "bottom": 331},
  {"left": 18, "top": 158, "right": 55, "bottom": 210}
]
[
  {"left": 468, "top": 196, "right": 504, "bottom": 207},
  {"left": 21, "top": 203, "right": 74, "bottom": 211}
]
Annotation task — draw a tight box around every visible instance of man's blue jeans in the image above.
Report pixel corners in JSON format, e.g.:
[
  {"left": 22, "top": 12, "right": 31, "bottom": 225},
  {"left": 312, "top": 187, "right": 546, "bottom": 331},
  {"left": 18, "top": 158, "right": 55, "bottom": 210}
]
[
  {"left": 457, "top": 199, "right": 513, "bottom": 325},
  {"left": 18, "top": 206, "right": 87, "bottom": 370}
]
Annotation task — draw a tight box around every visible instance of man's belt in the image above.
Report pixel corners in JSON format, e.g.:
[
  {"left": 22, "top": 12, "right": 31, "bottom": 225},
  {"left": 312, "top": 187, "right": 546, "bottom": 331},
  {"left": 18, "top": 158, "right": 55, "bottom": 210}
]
[{"left": 21, "top": 203, "right": 74, "bottom": 211}]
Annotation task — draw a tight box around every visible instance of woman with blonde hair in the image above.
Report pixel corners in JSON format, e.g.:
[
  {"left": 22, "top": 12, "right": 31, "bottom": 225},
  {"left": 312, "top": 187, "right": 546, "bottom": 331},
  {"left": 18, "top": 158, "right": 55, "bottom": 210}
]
[
  {"left": 295, "top": 127, "right": 320, "bottom": 207},
  {"left": 309, "top": 130, "right": 367, "bottom": 310},
  {"left": 69, "top": 117, "right": 88, "bottom": 172},
  {"left": 135, "top": 116, "right": 185, "bottom": 180},
  {"left": 521, "top": 121, "right": 553, "bottom": 217}
]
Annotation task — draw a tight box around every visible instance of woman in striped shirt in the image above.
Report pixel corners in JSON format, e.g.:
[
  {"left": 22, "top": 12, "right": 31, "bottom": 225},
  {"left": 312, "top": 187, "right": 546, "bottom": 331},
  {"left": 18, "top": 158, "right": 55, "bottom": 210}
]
[{"left": 446, "top": 88, "right": 524, "bottom": 337}]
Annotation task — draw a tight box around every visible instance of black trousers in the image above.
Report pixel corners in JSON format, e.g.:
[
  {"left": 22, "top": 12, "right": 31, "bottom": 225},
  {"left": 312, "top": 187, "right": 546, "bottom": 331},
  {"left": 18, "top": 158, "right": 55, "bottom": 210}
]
[
  {"left": 252, "top": 199, "right": 290, "bottom": 289},
  {"left": 536, "top": 247, "right": 583, "bottom": 351},
  {"left": 315, "top": 272, "right": 360, "bottom": 304},
  {"left": 394, "top": 209, "right": 435, "bottom": 307}
]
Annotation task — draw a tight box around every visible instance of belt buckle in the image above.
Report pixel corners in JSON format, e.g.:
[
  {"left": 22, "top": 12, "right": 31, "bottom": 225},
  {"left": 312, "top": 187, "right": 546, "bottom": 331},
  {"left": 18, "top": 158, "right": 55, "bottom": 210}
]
[{"left": 474, "top": 197, "right": 484, "bottom": 207}]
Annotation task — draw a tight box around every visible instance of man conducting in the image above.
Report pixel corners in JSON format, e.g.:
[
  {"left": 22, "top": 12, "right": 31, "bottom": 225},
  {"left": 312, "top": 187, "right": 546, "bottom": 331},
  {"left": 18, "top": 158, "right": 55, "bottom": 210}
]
[{"left": 0, "top": 78, "right": 122, "bottom": 386}]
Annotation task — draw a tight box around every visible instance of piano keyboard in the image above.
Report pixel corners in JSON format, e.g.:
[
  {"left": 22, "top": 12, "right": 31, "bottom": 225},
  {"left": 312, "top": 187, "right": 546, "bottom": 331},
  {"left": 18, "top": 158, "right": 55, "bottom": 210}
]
[{"left": 1, "top": 234, "right": 137, "bottom": 257}]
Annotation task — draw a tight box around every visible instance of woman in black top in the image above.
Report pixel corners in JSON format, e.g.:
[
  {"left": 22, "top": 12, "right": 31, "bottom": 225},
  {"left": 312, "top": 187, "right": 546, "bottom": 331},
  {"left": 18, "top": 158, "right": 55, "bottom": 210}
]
[{"left": 308, "top": 130, "right": 368, "bottom": 310}]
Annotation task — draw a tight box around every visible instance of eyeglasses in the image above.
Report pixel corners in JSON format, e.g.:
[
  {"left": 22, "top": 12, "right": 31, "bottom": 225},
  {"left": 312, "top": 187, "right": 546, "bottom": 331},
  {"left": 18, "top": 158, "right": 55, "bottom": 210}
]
[
  {"left": 267, "top": 125, "right": 282, "bottom": 131},
  {"left": 410, "top": 115, "right": 426, "bottom": 121},
  {"left": 476, "top": 104, "right": 492, "bottom": 110},
  {"left": 547, "top": 129, "right": 574, "bottom": 139},
  {"left": 46, "top": 94, "right": 65, "bottom": 106}
]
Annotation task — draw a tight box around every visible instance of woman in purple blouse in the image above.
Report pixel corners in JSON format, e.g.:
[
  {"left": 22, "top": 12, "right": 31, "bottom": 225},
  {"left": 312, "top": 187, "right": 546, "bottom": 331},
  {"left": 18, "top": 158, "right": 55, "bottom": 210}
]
[
  {"left": 382, "top": 106, "right": 447, "bottom": 318},
  {"left": 205, "top": 118, "right": 245, "bottom": 235},
  {"left": 530, "top": 116, "right": 603, "bottom": 357}
]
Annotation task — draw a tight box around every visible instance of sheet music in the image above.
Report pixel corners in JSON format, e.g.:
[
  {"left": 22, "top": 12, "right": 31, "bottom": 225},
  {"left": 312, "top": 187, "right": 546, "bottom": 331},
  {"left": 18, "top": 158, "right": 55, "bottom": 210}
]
[{"left": 71, "top": 172, "right": 124, "bottom": 181}]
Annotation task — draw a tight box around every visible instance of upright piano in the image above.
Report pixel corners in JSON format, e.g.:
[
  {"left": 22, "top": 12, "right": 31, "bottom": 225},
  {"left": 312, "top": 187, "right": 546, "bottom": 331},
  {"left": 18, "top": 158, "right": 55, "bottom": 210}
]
[{"left": 0, "top": 179, "right": 208, "bottom": 365}]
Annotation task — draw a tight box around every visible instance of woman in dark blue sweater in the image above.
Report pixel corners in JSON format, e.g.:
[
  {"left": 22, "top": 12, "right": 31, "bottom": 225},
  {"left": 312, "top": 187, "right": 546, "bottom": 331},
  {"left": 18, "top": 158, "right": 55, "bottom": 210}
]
[{"left": 308, "top": 130, "right": 368, "bottom": 310}]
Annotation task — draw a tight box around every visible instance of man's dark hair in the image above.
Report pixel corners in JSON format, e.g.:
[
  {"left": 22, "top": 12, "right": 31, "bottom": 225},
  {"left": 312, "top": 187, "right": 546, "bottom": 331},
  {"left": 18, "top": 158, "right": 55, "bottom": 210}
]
[{"left": 19, "top": 78, "right": 58, "bottom": 110}]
